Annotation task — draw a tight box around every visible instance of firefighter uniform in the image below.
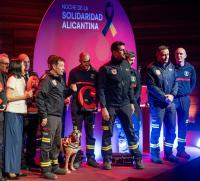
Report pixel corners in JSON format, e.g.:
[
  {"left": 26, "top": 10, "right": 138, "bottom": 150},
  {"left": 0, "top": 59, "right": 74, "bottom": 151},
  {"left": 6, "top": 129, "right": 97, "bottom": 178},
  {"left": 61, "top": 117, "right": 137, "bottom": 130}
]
[
  {"left": 146, "top": 61, "right": 178, "bottom": 158},
  {"left": 68, "top": 65, "right": 98, "bottom": 161},
  {"left": 36, "top": 72, "right": 72, "bottom": 173},
  {"left": 130, "top": 69, "right": 142, "bottom": 140},
  {"left": 116, "top": 68, "right": 142, "bottom": 153},
  {"left": 98, "top": 57, "right": 142, "bottom": 163},
  {"left": 175, "top": 62, "right": 196, "bottom": 154}
]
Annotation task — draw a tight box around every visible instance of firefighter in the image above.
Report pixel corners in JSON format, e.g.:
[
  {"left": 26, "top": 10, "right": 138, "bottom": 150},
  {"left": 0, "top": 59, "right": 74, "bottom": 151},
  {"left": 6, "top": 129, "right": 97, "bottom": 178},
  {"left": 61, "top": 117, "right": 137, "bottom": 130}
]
[
  {"left": 174, "top": 47, "right": 196, "bottom": 159},
  {"left": 68, "top": 52, "right": 99, "bottom": 168},
  {"left": 126, "top": 52, "right": 142, "bottom": 142},
  {"left": 116, "top": 52, "right": 142, "bottom": 153},
  {"left": 98, "top": 41, "right": 144, "bottom": 170},
  {"left": 147, "top": 45, "right": 178, "bottom": 164},
  {"left": 36, "top": 55, "right": 72, "bottom": 180}
]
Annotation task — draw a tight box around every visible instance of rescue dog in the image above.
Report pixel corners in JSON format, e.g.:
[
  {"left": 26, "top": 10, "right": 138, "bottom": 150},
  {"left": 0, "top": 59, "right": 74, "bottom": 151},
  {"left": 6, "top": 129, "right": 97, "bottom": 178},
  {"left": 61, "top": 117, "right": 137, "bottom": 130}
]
[{"left": 61, "top": 129, "right": 81, "bottom": 173}]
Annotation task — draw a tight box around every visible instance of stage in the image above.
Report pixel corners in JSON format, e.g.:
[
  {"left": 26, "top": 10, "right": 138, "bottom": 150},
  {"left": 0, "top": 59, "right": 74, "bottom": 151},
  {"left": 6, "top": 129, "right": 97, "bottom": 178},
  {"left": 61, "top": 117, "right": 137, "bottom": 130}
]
[{"left": 18, "top": 145, "right": 200, "bottom": 181}]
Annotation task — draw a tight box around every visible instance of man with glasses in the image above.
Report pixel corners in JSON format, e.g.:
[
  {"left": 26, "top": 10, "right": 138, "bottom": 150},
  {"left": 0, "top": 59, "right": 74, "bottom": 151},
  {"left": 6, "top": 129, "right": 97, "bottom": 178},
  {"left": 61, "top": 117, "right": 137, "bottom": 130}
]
[
  {"left": 68, "top": 52, "right": 99, "bottom": 168},
  {"left": 0, "top": 53, "right": 9, "bottom": 180},
  {"left": 98, "top": 41, "right": 144, "bottom": 170}
]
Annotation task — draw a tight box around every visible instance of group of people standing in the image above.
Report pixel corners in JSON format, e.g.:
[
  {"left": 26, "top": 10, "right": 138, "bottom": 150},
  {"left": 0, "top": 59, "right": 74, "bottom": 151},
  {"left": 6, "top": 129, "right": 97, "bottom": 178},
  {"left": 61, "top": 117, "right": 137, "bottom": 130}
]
[
  {"left": 147, "top": 45, "right": 196, "bottom": 164},
  {"left": 0, "top": 41, "right": 196, "bottom": 180}
]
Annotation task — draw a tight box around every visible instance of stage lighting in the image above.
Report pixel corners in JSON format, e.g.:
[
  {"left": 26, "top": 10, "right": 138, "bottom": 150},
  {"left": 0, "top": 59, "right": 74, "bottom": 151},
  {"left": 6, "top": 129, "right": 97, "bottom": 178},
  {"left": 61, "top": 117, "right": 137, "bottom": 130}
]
[{"left": 196, "top": 138, "right": 200, "bottom": 148}]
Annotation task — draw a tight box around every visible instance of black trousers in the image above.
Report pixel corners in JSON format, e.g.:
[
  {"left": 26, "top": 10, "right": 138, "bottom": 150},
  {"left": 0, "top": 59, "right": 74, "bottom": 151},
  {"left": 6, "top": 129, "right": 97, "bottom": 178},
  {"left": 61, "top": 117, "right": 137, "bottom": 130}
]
[
  {"left": 23, "top": 113, "right": 39, "bottom": 165},
  {"left": 71, "top": 101, "right": 96, "bottom": 159},
  {"left": 101, "top": 104, "right": 142, "bottom": 162},
  {"left": 40, "top": 116, "right": 61, "bottom": 173}
]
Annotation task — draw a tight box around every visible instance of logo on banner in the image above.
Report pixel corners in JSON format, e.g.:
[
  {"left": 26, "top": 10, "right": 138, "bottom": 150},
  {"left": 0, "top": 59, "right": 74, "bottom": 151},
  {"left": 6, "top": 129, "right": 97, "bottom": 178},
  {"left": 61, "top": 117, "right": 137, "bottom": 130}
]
[{"left": 102, "top": 2, "right": 117, "bottom": 37}]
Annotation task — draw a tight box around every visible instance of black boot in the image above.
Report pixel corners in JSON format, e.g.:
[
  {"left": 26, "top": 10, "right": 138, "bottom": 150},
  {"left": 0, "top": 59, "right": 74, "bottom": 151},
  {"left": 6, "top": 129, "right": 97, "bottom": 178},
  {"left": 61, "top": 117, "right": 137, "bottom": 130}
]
[
  {"left": 151, "top": 148, "right": 163, "bottom": 164},
  {"left": 135, "top": 159, "right": 144, "bottom": 169},
  {"left": 87, "top": 158, "right": 100, "bottom": 168}
]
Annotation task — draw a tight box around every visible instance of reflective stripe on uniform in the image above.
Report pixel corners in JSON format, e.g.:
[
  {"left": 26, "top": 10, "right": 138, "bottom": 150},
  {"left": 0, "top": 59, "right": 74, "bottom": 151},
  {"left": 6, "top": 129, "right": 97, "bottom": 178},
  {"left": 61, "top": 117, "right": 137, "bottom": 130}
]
[
  {"left": 150, "top": 143, "right": 159, "bottom": 148},
  {"left": 51, "top": 159, "right": 58, "bottom": 165},
  {"left": 164, "top": 142, "right": 173, "bottom": 147},
  {"left": 86, "top": 145, "right": 95, "bottom": 150},
  {"left": 41, "top": 137, "right": 51, "bottom": 143},
  {"left": 41, "top": 161, "right": 51, "bottom": 167},
  {"left": 102, "top": 126, "right": 109, "bottom": 130},
  {"left": 177, "top": 138, "right": 186, "bottom": 143},
  {"left": 152, "top": 124, "right": 159, "bottom": 128},
  {"left": 129, "top": 144, "right": 138, "bottom": 150},
  {"left": 102, "top": 145, "right": 112, "bottom": 151}
]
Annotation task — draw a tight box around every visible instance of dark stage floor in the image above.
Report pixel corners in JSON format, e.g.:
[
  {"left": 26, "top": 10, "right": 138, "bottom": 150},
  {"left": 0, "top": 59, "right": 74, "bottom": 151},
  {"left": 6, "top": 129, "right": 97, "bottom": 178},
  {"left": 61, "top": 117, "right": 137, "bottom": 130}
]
[{"left": 18, "top": 145, "right": 200, "bottom": 181}]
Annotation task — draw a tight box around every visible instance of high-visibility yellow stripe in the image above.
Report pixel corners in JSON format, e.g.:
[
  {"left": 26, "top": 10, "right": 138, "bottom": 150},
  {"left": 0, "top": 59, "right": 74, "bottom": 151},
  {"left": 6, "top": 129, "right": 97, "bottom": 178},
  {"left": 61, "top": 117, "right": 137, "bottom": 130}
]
[
  {"left": 51, "top": 159, "right": 58, "bottom": 165},
  {"left": 102, "top": 145, "right": 112, "bottom": 151},
  {"left": 129, "top": 144, "right": 138, "bottom": 150},
  {"left": 41, "top": 137, "right": 51, "bottom": 143},
  {"left": 40, "top": 161, "right": 51, "bottom": 167},
  {"left": 102, "top": 126, "right": 109, "bottom": 130},
  {"left": 86, "top": 145, "right": 95, "bottom": 149}
]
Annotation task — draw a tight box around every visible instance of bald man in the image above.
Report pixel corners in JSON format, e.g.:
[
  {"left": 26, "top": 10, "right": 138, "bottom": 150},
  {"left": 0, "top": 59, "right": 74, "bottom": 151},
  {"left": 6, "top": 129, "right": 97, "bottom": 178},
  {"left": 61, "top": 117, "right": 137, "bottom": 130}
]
[
  {"left": 68, "top": 52, "right": 99, "bottom": 168},
  {"left": 174, "top": 48, "right": 196, "bottom": 159}
]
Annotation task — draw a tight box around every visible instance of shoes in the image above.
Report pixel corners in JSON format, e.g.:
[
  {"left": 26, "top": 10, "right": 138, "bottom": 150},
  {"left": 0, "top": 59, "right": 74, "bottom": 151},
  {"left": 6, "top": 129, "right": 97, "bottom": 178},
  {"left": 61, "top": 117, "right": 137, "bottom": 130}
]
[
  {"left": 0, "top": 178, "right": 9, "bottom": 181},
  {"left": 16, "top": 173, "right": 27, "bottom": 177},
  {"left": 87, "top": 159, "right": 100, "bottom": 168},
  {"left": 135, "top": 159, "right": 144, "bottom": 169},
  {"left": 73, "top": 162, "right": 81, "bottom": 169},
  {"left": 103, "top": 161, "right": 112, "bottom": 170},
  {"left": 164, "top": 154, "right": 179, "bottom": 163},
  {"left": 176, "top": 151, "right": 191, "bottom": 159},
  {"left": 151, "top": 155, "right": 163, "bottom": 164},
  {"left": 41, "top": 172, "right": 57, "bottom": 180},
  {"left": 52, "top": 167, "right": 66, "bottom": 175},
  {"left": 6, "top": 173, "right": 19, "bottom": 180}
]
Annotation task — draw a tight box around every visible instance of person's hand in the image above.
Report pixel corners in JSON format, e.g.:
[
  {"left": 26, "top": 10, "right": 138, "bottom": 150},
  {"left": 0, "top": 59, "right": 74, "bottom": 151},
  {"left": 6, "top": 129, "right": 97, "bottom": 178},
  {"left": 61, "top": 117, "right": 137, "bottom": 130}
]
[
  {"left": 25, "top": 90, "right": 33, "bottom": 99},
  {"left": 64, "top": 96, "right": 71, "bottom": 105},
  {"left": 41, "top": 118, "right": 48, "bottom": 127},
  {"left": 131, "top": 104, "right": 135, "bottom": 113},
  {"left": 101, "top": 107, "right": 110, "bottom": 121},
  {"left": 70, "top": 84, "right": 77, "bottom": 92},
  {"left": 165, "top": 94, "right": 174, "bottom": 103}
]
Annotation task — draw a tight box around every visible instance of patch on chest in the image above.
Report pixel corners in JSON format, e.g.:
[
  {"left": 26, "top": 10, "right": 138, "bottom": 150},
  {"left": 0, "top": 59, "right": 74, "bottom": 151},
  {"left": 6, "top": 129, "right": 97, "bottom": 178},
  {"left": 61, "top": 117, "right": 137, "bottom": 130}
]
[
  {"left": 155, "top": 69, "right": 161, "bottom": 76},
  {"left": 52, "top": 79, "right": 57, "bottom": 86},
  {"left": 184, "top": 71, "right": 190, "bottom": 76},
  {"left": 111, "top": 68, "right": 117, "bottom": 75},
  {"left": 131, "top": 75, "right": 136, "bottom": 82},
  {"left": 90, "top": 73, "right": 96, "bottom": 79}
]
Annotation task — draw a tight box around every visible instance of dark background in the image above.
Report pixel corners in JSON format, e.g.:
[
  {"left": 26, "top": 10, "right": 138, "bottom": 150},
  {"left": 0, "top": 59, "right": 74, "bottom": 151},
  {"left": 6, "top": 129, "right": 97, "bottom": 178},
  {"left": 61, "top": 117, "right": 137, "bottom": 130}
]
[{"left": 0, "top": 0, "right": 200, "bottom": 128}]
